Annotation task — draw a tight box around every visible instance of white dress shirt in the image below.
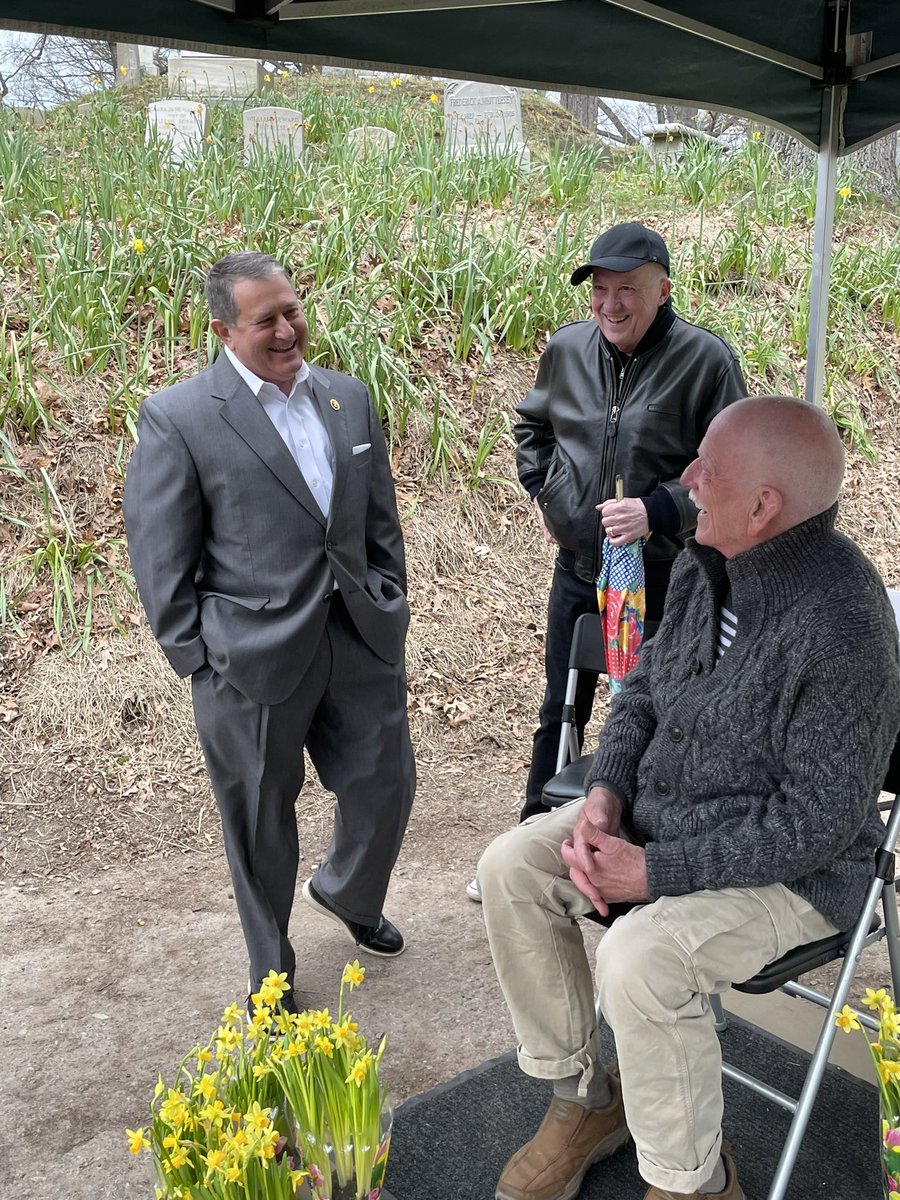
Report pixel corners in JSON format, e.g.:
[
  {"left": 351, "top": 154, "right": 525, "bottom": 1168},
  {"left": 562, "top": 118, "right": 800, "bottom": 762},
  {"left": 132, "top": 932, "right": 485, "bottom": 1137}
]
[{"left": 224, "top": 345, "right": 335, "bottom": 519}]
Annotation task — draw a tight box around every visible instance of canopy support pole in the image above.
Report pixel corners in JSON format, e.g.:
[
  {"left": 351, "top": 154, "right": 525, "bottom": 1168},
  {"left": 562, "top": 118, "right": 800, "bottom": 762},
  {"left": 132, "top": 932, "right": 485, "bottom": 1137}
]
[
  {"left": 805, "top": 85, "right": 842, "bottom": 406},
  {"left": 805, "top": 0, "right": 853, "bottom": 407}
]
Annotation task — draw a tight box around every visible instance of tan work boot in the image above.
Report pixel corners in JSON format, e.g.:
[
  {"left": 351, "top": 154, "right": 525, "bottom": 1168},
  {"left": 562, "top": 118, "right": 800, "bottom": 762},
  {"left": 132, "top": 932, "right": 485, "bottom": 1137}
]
[
  {"left": 642, "top": 1145, "right": 745, "bottom": 1200},
  {"left": 495, "top": 1066, "right": 630, "bottom": 1200}
]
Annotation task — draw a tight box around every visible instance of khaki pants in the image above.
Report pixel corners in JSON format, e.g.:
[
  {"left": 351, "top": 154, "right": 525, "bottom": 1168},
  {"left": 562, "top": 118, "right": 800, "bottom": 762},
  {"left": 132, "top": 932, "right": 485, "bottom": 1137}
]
[{"left": 478, "top": 800, "right": 837, "bottom": 1192}]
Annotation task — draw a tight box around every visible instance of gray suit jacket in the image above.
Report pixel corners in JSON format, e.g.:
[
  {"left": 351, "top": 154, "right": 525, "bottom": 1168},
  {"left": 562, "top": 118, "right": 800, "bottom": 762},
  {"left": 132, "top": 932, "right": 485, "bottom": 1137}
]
[{"left": 123, "top": 354, "right": 409, "bottom": 705}]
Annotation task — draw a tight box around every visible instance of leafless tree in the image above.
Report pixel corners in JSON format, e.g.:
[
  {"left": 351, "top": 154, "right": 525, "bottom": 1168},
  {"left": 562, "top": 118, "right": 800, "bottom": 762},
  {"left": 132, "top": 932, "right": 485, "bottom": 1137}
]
[
  {"left": 0, "top": 33, "right": 170, "bottom": 106},
  {"left": 766, "top": 128, "right": 898, "bottom": 198}
]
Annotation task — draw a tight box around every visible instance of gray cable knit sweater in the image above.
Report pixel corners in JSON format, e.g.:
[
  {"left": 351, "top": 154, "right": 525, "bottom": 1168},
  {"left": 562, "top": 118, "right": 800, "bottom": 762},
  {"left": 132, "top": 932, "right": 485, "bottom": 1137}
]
[{"left": 584, "top": 504, "right": 900, "bottom": 932}]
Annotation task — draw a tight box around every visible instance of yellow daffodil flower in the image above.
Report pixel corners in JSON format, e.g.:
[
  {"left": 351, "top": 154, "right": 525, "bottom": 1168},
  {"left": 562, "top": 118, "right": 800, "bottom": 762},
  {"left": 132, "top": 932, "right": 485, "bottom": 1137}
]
[
  {"left": 221, "top": 1003, "right": 242, "bottom": 1026},
  {"left": 261, "top": 969, "right": 290, "bottom": 999},
  {"left": 347, "top": 1060, "right": 369, "bottom": 1086},
  {"left": 204, "top": 1147, "right": 227, "bottom": 1171},
  {"left": 752, "top": 131, "right": 761, "bottom": 140},
  {"left": 160, "top": 1089, "right": 190, "bottom": 1127},
  {"left": 119, "top": 64, "right": 128, "bottom": 75},
  {"left": 258, "top": 1126, "right": 280, "bottom": 1159},
  {"left": 162, "top": 1133, "right": 179, "bottom": 1150},
  {"left": 313, "top": 1007, "right": 331, "bottom": 1030},
  {"left": 125, "top": 1127, "right": 150, "bottom": 1154},
  {"left": 164, "top": 1147, "right": 190, "bottom": 1171},
  {"left": 332, "top": 1017, "right": 358, "bottom": 1048},
  {"left": 430, "top": 93, "right": 439, "bottom": 103},
  {"left": 368, "top": 85, "right": 375, "bottom": 93},
  {"left": 865, "top": 987, "right": 889, "bottom": 1011},
  {"left": 315, "top": 1034, "right": 335, "bottom": 1057},
  {"left": 294, "top": 1013, "right": 313, "bottom": 1037},
  {"left": 195, "top": 1073, "right": 218, "bottom": 1100},
  {"left": 200, "top": 1098, "right": 229, "bottom": 1125},
  {"left": 883, "top": 1009, "right": 900, "bottom": 1038},
  {"left": 342, "top": 960, "right": 365, "bottom": 989},
  {"left": 835, "top": 1004, "right": 861, "bottom": 1033},
  {"left": 286, "top": 1039, "right": 307, "bottom": 1057},
  {"left": 216, "top": 1024, "right": 241, "bottom": 1050},
  {"left": 289, "top": 1168, "right": 309, "bottom": 1187},
  {"left": 839, "top": 185, "right": 851, "bottom": 199},
  {"left": 196, "top": 1048, "right": 213, "bottom": 1065},
  {"left": 244, "top": 1100, "right": 272, "bottom": 1131},
  {"left": 390, "top": 77, "right": 401, "bottom": 87},
  {"left": 273, "top": 1009, "right": 294, "bottom": 1034}
]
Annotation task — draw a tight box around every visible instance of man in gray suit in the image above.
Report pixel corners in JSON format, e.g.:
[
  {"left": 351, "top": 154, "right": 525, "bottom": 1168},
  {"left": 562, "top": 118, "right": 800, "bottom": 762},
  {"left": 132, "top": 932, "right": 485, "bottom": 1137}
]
[{"left": 124, "top": 251, "right": 415, "bottom": 1008}]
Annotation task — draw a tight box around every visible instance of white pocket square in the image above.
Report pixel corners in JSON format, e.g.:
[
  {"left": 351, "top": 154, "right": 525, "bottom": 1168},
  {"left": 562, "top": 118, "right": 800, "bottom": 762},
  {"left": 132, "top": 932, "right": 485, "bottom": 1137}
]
[{"left": 352, "top": 443, "right": 371, "bottom": 455}]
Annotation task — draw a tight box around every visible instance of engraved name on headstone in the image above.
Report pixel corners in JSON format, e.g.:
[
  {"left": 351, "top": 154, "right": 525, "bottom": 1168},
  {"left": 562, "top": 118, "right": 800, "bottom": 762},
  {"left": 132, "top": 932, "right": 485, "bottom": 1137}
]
[
  {"left": 168, "top": 56, "right": 266, "bottom": 98},
  {"left": 145, "top": 100, "right": 208, "bottom": 166},
  {"left": 242, "top": 107, "right": 305, "bottom": 161},
  {"left": 444, "top": 81, "right": 529, "bottom": 165}
]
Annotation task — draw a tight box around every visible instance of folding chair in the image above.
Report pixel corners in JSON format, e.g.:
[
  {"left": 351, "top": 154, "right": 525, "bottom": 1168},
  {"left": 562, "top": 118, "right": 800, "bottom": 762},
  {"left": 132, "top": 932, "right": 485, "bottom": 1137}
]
[
  {"left": 541, "top": 611, "right": 658, "bottom": 810},
  {"left": 712, "top": 587, "right": 900, "bottom": 1200}
]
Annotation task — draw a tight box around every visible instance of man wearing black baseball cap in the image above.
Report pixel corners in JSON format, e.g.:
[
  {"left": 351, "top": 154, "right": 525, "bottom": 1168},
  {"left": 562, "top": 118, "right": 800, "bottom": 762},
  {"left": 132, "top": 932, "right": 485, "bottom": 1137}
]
[{"left": 509, "top": 219, "right": 745, "bottom": 827}]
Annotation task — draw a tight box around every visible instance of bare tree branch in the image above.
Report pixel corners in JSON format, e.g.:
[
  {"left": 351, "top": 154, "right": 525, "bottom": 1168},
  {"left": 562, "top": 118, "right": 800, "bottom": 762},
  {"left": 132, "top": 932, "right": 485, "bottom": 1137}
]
[{"left": 596, "top": 99, "right": 635, "bottom": 144}]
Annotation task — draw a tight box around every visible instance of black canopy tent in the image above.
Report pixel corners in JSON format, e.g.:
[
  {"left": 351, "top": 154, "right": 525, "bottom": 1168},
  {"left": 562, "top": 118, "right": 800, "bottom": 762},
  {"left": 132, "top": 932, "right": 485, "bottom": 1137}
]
[{"left": 2, "top": 0, "right": 899, "bottom": 403}]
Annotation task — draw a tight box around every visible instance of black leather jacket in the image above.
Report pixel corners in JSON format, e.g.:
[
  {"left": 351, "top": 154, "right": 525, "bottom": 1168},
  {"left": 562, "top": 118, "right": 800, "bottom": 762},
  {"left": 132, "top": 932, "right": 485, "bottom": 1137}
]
[{"left": 514, "top": 307, "right": 746, "bottom": 582}]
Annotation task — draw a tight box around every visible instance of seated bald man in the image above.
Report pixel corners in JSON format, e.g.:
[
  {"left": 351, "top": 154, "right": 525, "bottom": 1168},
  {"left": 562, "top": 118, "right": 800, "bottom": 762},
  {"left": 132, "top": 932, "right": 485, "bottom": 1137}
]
[{"left": 480, "top": 396, "right": 900, "bottom": 1200}]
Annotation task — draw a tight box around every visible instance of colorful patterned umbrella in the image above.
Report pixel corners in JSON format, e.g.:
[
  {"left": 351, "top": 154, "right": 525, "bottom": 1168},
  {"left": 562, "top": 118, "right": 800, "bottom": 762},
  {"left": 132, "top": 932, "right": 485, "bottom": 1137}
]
[{"left": 596, "top": 477, "right": 647, "bottom": 693}]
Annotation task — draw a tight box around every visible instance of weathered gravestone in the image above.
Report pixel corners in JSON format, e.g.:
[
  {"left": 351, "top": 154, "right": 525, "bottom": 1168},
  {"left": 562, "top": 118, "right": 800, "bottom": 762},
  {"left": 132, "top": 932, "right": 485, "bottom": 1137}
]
[
  {"left": 242, "top": 107, "right": 305, "bottom": 161},
  {"left": 168, "top": 56, "right": 267, "bottom": 98},
  {"left": 145, "top": 100, "right": 208, "bottom": 166},
  {"left": 642, "top": 122, "right": 718, "bottom": 162},
  {"left": 115, "top": 44, "right": 159, "bottom": 87},
  {"left": 443, "top": 81, "right": 530, "bottom": 166},
  {"left": 344, "top": 125, "right": 398, "bottom": 158}
]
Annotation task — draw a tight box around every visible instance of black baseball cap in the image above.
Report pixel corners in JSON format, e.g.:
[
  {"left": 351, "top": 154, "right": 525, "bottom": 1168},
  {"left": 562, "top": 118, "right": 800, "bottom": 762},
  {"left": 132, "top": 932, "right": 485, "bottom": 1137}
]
[{"left": 570, "top": 222, "right": 670, "bottom": 284}]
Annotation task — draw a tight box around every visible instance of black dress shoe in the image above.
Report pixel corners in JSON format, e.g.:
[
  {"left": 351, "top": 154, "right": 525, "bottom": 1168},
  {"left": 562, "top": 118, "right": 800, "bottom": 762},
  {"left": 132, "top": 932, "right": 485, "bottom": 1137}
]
[{"left": 302, "top": 878, "right": 405, "bottom": 957}]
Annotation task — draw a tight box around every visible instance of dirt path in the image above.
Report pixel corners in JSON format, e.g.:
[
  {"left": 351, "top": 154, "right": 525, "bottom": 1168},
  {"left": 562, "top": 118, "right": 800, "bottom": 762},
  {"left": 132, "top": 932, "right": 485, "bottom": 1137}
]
[{"left": 0, "top": 755, "right": 546, "bottom": 1198}]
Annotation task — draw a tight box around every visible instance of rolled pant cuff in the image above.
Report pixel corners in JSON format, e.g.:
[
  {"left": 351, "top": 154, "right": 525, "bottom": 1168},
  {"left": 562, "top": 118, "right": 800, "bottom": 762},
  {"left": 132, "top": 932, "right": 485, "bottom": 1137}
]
[
  {"left": 636, "top": 1134, "right": 722, "bottom": 1193},
  {"left": 516, "top": 1028, "right": 600, "bottom": 1092}
]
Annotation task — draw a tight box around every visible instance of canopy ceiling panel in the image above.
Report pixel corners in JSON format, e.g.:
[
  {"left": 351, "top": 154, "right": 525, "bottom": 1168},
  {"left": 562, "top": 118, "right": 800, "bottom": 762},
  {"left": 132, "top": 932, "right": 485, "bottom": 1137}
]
[{"left": 2, "top": 0, "right": 899, "bottom": 153}]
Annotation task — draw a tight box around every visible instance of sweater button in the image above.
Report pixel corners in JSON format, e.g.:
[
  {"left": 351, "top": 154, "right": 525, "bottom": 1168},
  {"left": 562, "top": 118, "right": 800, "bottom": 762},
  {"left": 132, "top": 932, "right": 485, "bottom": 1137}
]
[
  {"left": 690, "top": 658, "right": 702, "bottom": 675},
  {"left": 654, "top": 780, "right": 670, "bottom": 796},
  {"left": 668, "top": 726, "right": 684, "bottom": 742}
]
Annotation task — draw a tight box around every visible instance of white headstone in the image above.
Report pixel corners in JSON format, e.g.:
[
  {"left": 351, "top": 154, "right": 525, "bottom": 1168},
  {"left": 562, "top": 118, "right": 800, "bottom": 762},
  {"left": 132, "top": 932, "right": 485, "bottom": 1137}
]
[
  {"left": 242, "top": 107, "right": 305, "bottom": 161},
  {"left": 444, "top": 81, "right": 529, "bottom": 166},
  {"left": 145, "top": 100, "right": 208, "bottom": 166},
  {"left": 168, "top": 56, "right": 267, "bottom": 98},
  {"left": 344, "top": 125, "right": 398, "bottom": 157}
]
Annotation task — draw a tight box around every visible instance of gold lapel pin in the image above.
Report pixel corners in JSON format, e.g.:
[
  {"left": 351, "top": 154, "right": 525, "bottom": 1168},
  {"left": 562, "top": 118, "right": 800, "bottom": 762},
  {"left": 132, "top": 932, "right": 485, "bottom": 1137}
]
[{"left": 330, "top": 398, "right": 341, "bottom": 411}]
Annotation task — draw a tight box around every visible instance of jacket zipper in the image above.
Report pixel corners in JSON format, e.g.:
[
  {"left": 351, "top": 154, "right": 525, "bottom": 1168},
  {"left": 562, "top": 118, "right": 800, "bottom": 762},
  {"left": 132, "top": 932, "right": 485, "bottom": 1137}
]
[{"left": 592, "top": 351, "right": 637, "bottom": 577}]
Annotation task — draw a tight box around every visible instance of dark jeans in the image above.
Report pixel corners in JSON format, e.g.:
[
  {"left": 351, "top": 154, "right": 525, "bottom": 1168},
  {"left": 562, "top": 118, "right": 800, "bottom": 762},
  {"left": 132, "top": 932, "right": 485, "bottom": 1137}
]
[{"left": 521, "top": 547, "right": 672, "bottom": 821}]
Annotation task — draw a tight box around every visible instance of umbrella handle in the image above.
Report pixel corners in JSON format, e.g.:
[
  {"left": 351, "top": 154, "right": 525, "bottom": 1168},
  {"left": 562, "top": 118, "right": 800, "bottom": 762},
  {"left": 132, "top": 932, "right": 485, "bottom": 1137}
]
[{"left": 615, "top": 474, "right": 624, "bottom": 503}]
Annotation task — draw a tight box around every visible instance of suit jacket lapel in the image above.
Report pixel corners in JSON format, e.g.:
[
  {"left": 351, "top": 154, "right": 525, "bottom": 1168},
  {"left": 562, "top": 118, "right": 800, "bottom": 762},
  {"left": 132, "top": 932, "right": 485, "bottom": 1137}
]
[
  {"left": 212, "top": 355, "right": 326, "bottom": 527},
  {"left": 308, "top": 365, "right": 350, "bottom": 523}
]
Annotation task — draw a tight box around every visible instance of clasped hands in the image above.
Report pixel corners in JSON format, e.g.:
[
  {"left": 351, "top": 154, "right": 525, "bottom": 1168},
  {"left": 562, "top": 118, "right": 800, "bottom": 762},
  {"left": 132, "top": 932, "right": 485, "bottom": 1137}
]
[{"left": 561, "top": 786, "right": 649, "bottom": 916}]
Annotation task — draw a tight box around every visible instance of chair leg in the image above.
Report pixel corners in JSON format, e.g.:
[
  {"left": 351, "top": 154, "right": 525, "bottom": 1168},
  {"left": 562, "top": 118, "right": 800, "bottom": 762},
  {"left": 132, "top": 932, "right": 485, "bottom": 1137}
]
[
  {"left": 766, "top": 881, "right": 886, "bottom": 1199},
  {"left": 882, "top": 881, "right": 900, "bottom": 998},
  {"left": 709, "top": 992, "right": 728, "bottom": 1032}
]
